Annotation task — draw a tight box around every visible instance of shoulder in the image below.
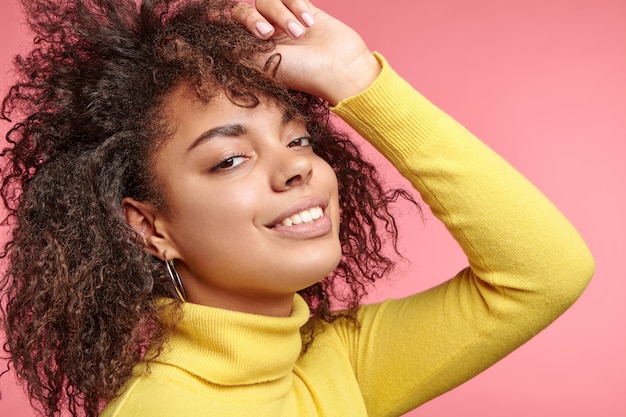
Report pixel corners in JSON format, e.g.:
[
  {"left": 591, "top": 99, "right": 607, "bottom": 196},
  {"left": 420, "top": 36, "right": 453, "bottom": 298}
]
[{"left": 100, "top": 365, "right": 208, "bottom": 417}]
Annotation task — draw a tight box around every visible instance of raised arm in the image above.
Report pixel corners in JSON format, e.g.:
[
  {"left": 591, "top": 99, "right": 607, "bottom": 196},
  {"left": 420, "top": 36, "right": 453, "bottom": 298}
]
[
  {"left": 329, "top": 60, "right": 595, "bottom": 413},
  {"left": 233, "top": 2, "right": 595, "bottom": 414}
]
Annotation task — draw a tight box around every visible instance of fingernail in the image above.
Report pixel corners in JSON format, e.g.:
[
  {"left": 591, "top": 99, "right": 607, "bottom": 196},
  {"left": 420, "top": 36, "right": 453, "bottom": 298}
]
[
  {"left": 301, "top": 12, "right": 315, "bottom": 27},
  {"left": 287, "top": 21, "right": 304, "bottom": 38},
  {"left": 255, "top": 21, "right": 273, "bottom": 36}
]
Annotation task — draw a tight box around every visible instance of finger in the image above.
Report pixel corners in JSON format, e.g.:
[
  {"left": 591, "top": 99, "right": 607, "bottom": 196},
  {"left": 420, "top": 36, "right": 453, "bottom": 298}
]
[
  {"left": 231, "top": 2, "right": 275, "bottom": 39},
  {"left": 255, "top": 0, "right": 315, "bottom": 38},
  {"left": 282, "top": 0, "right": 316, "bottom": 28}
]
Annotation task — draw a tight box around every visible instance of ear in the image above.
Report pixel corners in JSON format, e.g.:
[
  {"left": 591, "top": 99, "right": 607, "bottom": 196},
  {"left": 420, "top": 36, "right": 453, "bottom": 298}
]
[{"left": 121, "top": 197, "right": 180, "bottom": 260}]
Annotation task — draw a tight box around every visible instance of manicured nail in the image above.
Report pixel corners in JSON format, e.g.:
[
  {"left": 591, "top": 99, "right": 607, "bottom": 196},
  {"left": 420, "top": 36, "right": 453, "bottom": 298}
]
[
  {"left": 287, "top": 21, "right": 304, "bottom": 38},
  {"left": 255, "top": 21, "right": 273, "bottom": 36},
  {"left": 301, "top": 11, "right": 315, "bottom": 27}
]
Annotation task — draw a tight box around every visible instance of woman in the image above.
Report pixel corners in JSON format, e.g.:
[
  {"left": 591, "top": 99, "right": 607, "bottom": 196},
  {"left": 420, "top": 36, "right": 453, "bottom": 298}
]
[{"left": 0, "top": 0, "right": 594, "bottom": 416}]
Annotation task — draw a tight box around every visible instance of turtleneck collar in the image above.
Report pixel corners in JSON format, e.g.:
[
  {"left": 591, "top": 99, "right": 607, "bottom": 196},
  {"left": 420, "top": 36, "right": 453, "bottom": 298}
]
[{"left": 155, "top": 294, "right": 311, "bottom": 386}]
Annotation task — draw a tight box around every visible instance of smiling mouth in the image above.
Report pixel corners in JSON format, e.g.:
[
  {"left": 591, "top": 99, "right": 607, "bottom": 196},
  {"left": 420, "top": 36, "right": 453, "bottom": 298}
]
[{"left": 277, "top": 206, "right": 324, "bottom": 227}]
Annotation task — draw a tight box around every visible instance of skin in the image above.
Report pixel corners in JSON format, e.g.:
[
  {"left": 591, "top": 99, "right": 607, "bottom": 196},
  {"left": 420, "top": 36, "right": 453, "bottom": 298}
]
[
  {"left": 231, "top": 0, "right": 381, "bottom": 105},
  {"left": 124, "top": 0, "right": 381, "bottom": 316},
  {"left": 124, "top": 91, "right": 341, "bottom": 316}
]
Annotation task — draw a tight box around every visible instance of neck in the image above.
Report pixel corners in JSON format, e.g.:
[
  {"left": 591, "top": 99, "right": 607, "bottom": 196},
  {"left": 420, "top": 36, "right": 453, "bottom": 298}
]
[{"left": 185, "top": 287, "right": 296, "bottom": 317}]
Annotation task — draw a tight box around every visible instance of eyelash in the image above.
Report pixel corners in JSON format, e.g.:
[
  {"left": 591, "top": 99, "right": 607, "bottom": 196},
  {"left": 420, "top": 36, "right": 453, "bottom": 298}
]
[
  {"left": 211, "top": 153, "right": 248, "bottom": 171},
  {"left": 287, "top": 136, "right": 314, "bottom": 148},
  {"left": 210, "top": 136, "right": 315, "bottom": 172}
]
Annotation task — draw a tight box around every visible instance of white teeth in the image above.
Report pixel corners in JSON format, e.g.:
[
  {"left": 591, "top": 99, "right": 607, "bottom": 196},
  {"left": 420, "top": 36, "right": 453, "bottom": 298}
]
[
  {"left": 301, "top": 210, "right": 312, "bottom": 223},
  {"left": 311, "top": 207, "right": 323, "bottom": 220},
  {"left": 280, "top": 206, "right": 323, "bottom": 227}
]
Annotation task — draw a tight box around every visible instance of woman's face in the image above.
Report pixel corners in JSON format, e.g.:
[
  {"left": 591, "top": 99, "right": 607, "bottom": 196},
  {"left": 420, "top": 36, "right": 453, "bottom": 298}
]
[{"left": 147, "top": 88, "right": 342, "bottom": 315}]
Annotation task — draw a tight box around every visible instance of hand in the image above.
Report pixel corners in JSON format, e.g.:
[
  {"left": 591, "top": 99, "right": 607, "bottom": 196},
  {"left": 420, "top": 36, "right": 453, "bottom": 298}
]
[{"left": 232, "top": 0, "right": 381, "bottom": 106}]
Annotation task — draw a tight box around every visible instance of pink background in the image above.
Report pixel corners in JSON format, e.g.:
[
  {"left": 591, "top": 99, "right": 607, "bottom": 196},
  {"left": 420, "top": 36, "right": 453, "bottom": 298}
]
[{"left": 1, "top": 0, "right": 624, "bottom": 416}]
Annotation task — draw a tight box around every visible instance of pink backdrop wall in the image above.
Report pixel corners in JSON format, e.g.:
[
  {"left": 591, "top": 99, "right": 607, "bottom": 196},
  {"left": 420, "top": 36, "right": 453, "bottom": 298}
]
[{"left": 1, "top": 0, "right": 624, "bottom": 416}]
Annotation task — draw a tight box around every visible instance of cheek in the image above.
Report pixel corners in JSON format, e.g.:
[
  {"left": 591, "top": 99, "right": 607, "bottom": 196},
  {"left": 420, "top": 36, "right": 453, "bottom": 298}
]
[
  {"left": 314, "top": 157, "right": 339, "bottom": 192},
  {"left": 173, "top": 181, "right": 261, "bottom": 231},
  {"left": 163, "top": 182, "right": 269, "bottom": 278},
  {"left": 164, "top": 188, "right": 260, "bottom": 270},
  {"left": 314, "top": 158, "right": 341, "bottom": 222}
]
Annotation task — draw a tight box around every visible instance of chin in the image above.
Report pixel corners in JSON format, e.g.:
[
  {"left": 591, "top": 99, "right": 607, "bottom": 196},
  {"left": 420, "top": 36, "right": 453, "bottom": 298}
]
[{"left": 297, "top": 253, "right": 342, "bottom": 291}]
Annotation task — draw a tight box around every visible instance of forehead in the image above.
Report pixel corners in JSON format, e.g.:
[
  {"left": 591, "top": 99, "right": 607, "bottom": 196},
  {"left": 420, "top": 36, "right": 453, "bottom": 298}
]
[{"left": 162, "top": 83, "right": 304, "bottom": 128}]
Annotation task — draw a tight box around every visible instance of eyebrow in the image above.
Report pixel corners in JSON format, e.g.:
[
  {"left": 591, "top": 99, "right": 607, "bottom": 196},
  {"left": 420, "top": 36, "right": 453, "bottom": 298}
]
[
  {"left": 186, "top": 124, "right": 247, "bottom": 153},
  {"left": 186, "top": 109, "right": 297, "bottom": 153}
]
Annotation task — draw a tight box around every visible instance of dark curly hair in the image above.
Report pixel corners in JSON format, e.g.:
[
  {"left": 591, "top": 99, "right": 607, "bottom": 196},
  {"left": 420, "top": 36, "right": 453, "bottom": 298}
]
[{"left": 0, "top": 0, "right": 418, "bottom": 416}]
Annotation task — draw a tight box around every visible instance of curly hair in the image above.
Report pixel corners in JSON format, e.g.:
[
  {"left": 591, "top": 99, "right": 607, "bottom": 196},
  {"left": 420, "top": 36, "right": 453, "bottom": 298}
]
[{"left": 0, "top": 0, "right": 418, "bottom": 416}]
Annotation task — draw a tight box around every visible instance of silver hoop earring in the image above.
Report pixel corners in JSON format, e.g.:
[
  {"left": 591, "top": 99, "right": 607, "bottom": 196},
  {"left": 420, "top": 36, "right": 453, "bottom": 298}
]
[{"left": 164, "top": 253, "right": 186, "bottom": 302}]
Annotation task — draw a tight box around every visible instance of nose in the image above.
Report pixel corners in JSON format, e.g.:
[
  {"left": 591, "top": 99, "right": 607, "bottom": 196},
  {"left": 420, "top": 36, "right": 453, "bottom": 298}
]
[{"left": 270, "top": 147, "right": 313, "bottom": 192}]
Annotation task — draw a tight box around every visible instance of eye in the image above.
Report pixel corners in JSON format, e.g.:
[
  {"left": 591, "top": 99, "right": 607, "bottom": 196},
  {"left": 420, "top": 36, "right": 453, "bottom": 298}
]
[
  {"left": 287, "top": 136, "right": 313, "bottom": 148},
  {"left": 211, "top": 153, "right": 248, "bottom": 171}
]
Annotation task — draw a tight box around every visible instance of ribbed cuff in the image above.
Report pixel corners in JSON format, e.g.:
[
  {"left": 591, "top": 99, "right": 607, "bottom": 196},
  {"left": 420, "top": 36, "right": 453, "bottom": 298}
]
[{"left": 330, "top": 52, "right": 442, "bottom": 170}]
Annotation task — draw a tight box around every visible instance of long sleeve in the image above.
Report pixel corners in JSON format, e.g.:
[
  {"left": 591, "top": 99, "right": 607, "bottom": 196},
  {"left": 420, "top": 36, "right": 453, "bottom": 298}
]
[
  {"left": 99, "top": 54, "right": 595, "bottom": 417},
  {"left": 329, "top": 54, "right": 595, "bottom": 416}
]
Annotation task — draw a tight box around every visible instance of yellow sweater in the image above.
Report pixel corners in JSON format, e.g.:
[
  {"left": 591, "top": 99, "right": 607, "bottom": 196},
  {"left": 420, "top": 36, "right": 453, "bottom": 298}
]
[{"left": 100, "top": 55, "right": 594, "bottom": 417}]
